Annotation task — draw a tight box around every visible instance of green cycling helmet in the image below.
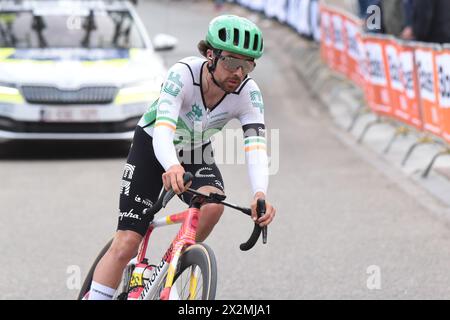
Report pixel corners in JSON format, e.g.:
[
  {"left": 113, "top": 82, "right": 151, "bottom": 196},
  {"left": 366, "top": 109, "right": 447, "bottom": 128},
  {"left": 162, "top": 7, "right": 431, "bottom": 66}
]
[{"left": 206, "top": 15, "right": 264, "bottom": 59}]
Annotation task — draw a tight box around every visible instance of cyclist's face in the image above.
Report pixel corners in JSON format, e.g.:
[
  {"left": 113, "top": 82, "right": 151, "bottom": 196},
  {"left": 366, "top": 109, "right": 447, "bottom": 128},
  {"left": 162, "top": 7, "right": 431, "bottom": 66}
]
[{"left": 208, "top": 50, "right": 255, "bottom": 92}]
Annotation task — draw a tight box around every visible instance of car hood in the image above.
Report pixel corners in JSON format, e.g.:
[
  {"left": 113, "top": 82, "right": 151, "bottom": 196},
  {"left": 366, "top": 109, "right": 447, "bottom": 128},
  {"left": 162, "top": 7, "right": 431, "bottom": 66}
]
[{"left": 0, "top": 48, "right": 166, "bottom": 88}]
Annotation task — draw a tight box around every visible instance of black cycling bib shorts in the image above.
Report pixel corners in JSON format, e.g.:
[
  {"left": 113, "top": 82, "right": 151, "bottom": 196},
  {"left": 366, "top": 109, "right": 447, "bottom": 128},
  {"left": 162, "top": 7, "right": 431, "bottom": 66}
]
[{"left": 117, "top": 126, "right": 224, "bottom": 236}]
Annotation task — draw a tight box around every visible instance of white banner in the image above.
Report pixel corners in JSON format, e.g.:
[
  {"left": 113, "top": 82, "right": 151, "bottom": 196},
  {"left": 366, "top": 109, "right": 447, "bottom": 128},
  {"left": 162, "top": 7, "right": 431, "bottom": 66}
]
[
  {"left": 321, "top": 11, "right": 333, "bottom": 46},
  {"left": 357, "top": 35, "right": 368, "bottom": 83},
  {"left": 345, "top": 18, "right": 359, "bottom": 60},
  {"left": 415, "top": 49, "right": 437, "bottom": 103},
  {"left": 310, "top": 0, "right": 321, "bottom": 41},
  {"left": 286, "top": 0, "right": 300, "bottom": 29},
  {"left": 385, "top": 44, "right": 403, "bottom": 92},
  {"left": 365, "top": 42, "right": 387, "bottom": 86},
  {"left": 399, "top": 50, "right": 416, "bottom": 99},
  {"left": 436, "top": 52, "right": 450, "bottom": 109},
  {"left": 276, "top": 0, "right": 288, "bottom": 23},
  {"left": 331, "top": 14, "right": 345, "bottom": 52},
  {"left": 297, "top": 0, "right": 311, "bottom": 36},
  {"left": 264, "top": 0, "right": 279, "bottom": 18},
  {"left": 248, "top": 0, "right": 266, "bottom": 11}
]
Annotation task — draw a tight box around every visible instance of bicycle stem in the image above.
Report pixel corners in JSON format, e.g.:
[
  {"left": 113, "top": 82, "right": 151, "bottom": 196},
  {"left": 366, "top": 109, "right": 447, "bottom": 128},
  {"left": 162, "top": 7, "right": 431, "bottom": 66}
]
[{"left": 186, "top": 188, "right": 251, "bottom": 216}]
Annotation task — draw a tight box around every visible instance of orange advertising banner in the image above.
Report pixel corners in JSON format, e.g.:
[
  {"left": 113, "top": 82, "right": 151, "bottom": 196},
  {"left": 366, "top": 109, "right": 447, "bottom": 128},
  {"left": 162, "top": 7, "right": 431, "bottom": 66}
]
[
  {"left": 415, "top": 44, "right": 443, "bottom": 137},
  {"left": 319, "top": 6, "right": 450, "bottom": 142},
  {"left": 384, "top": 39, "right": 423, "bottom": 130},
  {"left": 436, "top": 46, "right": 450, "bottom": 143},
  {"left": 342, "top": 13, "right": 364, "bottom": 86},
  {"left": 362, "top": 35, "right": 392, "bottom": 117},
  {"left": 330, "top": 11, "right": 348, "bottom": 75},
  {"left": 320, "top": 5, "right": 335, "bottom": 69}
]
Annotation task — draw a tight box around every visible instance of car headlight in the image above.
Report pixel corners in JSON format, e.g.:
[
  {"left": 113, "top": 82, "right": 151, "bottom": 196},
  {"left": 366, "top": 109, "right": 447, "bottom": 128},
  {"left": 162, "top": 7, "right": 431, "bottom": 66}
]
[
  {"left": 114, "top": 80, "right": 161, "bottom": 105},
  {"left": 0, "top": 83, "right": 24, "bottom": 104}
]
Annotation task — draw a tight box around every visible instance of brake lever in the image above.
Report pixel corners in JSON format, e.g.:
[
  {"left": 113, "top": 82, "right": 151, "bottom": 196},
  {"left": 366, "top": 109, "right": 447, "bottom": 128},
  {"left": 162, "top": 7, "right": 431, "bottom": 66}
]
[
  {"left": 239, "top": 199, "right": 267, "bottom": 251},
  {"left": 257, "top": 199, "right": 267, "bottom": 245}
]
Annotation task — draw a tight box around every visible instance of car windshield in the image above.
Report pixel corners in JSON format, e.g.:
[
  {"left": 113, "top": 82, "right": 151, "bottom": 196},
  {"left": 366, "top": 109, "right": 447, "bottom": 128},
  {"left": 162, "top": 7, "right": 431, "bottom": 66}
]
[{"left": 0, "top": 7, "right": 146, "bottom": 49}]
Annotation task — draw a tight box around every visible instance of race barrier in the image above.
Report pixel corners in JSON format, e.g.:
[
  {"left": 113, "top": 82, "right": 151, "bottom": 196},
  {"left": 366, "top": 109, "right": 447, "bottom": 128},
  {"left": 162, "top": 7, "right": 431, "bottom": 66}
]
[
  {"left": 233, "top": 0, "right": 321, "bottom": 41},
  {"left": 318, "top": 3, "right": 449, "bottom": 177},
  {"left": 230, "top": 0, "right": 450, "bottom": 177}
]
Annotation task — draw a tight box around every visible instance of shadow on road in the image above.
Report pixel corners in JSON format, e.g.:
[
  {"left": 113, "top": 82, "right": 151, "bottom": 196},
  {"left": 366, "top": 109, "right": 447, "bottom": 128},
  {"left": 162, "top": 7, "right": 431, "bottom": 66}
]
[{"left": 0, "top": 140, "right": 131, "bottom": 160}]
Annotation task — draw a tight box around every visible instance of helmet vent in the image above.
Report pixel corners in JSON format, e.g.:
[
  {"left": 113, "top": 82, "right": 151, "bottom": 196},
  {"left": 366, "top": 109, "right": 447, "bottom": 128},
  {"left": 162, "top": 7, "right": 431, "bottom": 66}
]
[
  {"left": 218, "top": 28, "right": 227, "bottom": 42},
  {"left": 260, "top": 38, "right": 264, "bottom": 51},
  {"left": 244, "top": 30, "right": 250, "bottom": 49},
  {"left": 233, "top": 28, "right": 240, "bottom": 46},
  {"left": 253, "top": 34, "right": 259, "bottom": 51}
]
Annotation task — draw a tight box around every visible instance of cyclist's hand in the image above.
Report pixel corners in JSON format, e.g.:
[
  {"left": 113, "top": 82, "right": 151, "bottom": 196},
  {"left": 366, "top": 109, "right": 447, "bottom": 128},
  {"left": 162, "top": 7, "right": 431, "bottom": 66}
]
[
  {"left": 162, "top": 165, "right": 190, "bottom": 194},
  {"left": 251, "top": 192, "right": 276, "bottom": 227}
]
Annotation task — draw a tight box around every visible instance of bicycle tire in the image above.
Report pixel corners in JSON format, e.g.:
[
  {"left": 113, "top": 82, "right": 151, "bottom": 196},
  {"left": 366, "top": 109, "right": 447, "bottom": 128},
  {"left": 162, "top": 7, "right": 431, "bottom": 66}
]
[
  {"left": 149, "top": 243, "right": 217, "bottom": 300},
  {"left": 77, "top": 239, "right": 113, "bottom": 300}
]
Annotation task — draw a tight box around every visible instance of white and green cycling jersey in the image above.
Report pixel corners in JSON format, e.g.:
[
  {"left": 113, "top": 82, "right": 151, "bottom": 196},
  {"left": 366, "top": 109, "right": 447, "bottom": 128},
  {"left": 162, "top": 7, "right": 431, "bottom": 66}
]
[{"left": 137, "top": 56, "right": 268, "bottom": 195}]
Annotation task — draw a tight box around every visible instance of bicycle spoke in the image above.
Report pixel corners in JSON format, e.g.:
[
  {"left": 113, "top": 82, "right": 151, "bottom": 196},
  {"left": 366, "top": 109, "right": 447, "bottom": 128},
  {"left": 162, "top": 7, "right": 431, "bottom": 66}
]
[
  {"left": 180, "top": 267, "right": 190, "bottom": 298},
  {"left": 189, "top": 265, "right": 201, "bottom": 300},
  {"left": 171, "top": 264, "right": 204, "bottom": 300}
]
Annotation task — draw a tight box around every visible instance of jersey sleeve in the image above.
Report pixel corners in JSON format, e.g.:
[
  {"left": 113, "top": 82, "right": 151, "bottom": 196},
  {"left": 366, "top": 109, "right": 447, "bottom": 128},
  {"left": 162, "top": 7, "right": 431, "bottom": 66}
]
[
  {"left": 152, "top": 63, "right": 191, "bottom": 171},
  {"left": 237, "top": 81, "right": 269, "bottom": 196}
]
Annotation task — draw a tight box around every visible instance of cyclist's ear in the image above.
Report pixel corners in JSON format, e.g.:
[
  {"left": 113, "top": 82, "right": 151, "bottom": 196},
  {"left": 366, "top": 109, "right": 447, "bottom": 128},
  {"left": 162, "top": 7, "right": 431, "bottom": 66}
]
[{"left": 206, "top": 50, "right": 214, "bottom": 62}]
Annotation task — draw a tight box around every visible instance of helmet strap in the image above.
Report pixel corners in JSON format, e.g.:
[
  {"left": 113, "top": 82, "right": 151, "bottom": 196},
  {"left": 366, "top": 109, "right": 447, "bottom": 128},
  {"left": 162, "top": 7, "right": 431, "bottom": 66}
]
[
  {"left": 209, "top": 71, "right": 223, "bottom": 90},
  {"left": 207, "top": 49, "right": 222, "bottom": 72},
  {"left": 207, "top": 49, "right": 231, "bottom": 92}
]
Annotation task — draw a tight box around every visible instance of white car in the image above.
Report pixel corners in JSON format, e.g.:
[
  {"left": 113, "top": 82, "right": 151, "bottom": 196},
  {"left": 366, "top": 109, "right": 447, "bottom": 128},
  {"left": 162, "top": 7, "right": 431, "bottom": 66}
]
[{"left": 0, "top": 0, "right": 176, "bottom": 140}]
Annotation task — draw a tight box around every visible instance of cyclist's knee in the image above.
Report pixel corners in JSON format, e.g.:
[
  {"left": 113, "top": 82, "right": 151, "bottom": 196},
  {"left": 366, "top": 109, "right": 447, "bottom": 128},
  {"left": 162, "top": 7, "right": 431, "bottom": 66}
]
[
  {"left": 108, "top": 231, "right": 142, "bottom": 264},
  {"left": 201, "top": 203, "right": 224, "bottom": 224}
]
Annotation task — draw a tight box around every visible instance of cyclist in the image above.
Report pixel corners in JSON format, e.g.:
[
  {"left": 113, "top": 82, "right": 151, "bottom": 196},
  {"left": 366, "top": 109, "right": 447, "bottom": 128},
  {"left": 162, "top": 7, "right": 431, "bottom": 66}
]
[{"left": 88, "top": 14, "right": 276, "bottom": 300}]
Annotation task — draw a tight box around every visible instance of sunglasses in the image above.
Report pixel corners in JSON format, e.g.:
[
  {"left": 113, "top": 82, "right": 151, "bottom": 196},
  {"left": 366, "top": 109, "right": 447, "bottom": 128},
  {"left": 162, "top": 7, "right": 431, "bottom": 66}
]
[{"left": 218, "top": 55, "right": 256, "bottom": 74}]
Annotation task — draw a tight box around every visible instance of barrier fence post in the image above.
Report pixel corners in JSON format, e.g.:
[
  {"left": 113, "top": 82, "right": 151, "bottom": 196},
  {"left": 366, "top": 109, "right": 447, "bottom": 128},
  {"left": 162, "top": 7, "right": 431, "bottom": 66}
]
[
  {"left": 401, "top": 134, "right": 434, "bottom": 166},
  {"left": 383, "top": 125, "right": 410, "bottom": 154},
  {"left": 422, "top": 148, "right": 450, "bottom": 178},
  {"left": 347, "top": 103, "right": 371, "bottom": 132}
]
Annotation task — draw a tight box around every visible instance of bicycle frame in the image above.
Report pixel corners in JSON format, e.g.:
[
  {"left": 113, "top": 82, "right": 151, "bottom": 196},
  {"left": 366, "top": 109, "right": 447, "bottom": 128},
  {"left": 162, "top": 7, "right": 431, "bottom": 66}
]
[
  {"left": 129, "top": 206, "right": 201, "bottom": 300},
  {"left": 80, "top": 172, "right": 266, "bottom": 301}
]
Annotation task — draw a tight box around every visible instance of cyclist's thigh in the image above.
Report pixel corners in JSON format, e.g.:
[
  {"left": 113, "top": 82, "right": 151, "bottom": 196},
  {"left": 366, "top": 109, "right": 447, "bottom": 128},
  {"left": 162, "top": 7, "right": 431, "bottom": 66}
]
[
  {"left": 118, "top": 126, "right": 164, "bottom": 237},
  {"left": 180, "top": 142, "right": 225, "bottom": 205}
]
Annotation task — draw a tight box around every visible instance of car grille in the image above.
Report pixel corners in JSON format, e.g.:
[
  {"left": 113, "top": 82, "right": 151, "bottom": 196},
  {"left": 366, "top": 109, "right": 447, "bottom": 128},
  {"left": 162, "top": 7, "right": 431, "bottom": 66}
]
[{"left": 21, "top": 86, "right": 119, "bottom": 105}]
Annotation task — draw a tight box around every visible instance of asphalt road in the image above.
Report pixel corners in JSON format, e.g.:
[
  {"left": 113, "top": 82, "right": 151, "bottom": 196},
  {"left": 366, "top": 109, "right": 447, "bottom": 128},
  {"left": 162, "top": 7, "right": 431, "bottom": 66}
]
[{"left": 1, "top": 0, "right": 450, "bottom": 300}]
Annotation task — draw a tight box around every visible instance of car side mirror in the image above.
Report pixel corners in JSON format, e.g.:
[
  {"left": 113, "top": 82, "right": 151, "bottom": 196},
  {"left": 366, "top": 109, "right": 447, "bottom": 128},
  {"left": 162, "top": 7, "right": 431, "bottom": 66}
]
[{"left": 153, "top": 33, "right": 178, "bottom": 51}]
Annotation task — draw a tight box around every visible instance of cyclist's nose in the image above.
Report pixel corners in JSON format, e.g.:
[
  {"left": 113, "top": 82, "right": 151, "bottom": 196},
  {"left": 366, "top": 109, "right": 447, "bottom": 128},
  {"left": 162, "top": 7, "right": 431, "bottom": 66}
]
[{"left": 233, "top": 66, "right": 244, "bottom": 78}]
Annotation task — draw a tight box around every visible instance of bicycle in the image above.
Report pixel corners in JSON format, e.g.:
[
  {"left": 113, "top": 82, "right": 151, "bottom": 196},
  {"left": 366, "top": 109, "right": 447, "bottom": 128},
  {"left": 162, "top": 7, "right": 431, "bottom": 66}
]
[{"left": 78, "top": 172, "right": 268, "bottom": 300}]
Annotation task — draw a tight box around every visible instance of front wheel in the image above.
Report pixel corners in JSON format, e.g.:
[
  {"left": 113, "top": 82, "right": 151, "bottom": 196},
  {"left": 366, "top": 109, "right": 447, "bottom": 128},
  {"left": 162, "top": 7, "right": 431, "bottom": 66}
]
[{"left": 151, "top": 243, "right": 217, "bottom": 300}]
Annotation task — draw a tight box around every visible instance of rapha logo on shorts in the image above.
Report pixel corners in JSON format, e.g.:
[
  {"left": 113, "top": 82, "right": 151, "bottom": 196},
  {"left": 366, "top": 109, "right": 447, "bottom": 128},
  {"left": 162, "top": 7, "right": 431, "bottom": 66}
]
[
  {"left": 119, "top": 209, "right": 140, "bottom": 221},
  {"left": 195, "top": 167, "right": 216, "bottom": 178}
]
